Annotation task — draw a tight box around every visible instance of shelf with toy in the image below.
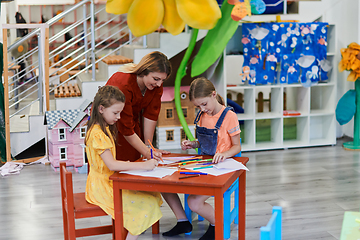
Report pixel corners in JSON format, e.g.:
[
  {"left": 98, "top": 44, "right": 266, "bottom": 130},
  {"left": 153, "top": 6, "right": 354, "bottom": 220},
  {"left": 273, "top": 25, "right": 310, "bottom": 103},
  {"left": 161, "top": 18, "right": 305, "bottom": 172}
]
[
  {"left": 283, "top": 86, "right": 309, "bottom": 116},
  {"left": 227, "top": 87, "right": 255, "bottom": 119},
  {"left": 255, "top": 118, "right": 282, "bottom": 145},
  {"left": 254, "top": 86, "right": 282, "bottom": 117},
  {"left": 222, "top": 20, "right": 337, "bottom": 151},
  {"left": 282, "top": 116, "right": 308, "bottom": 147}
]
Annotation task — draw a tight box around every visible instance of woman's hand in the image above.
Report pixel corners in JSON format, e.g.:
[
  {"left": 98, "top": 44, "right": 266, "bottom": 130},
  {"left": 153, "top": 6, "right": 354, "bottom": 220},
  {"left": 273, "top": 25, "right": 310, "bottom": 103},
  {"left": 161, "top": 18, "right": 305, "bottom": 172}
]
[
  {"left": 213, "top": 153, "right": 227, "bottom": 163},
  {"left": 181, "top": 140, "right": 197, "bottom": 150},
  {"left": 157, "top": 149, "right": 171, "bottom": 155},
  {"left": 143, "top": 159, "right": 158, "bottom": 170}
]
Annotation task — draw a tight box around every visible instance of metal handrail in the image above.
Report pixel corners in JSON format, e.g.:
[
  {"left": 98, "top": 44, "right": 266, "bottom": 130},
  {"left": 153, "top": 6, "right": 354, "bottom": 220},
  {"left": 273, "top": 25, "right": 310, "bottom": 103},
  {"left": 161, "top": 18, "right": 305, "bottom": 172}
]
[
  {"left": 46, "top": 0, "right": 91, "bottom": 25},
  {"left": 6, "top": 0, "right": 139, "bottom": 122},
  {"left": 9, "top": 98, "right": 40, "bottom": 118}
]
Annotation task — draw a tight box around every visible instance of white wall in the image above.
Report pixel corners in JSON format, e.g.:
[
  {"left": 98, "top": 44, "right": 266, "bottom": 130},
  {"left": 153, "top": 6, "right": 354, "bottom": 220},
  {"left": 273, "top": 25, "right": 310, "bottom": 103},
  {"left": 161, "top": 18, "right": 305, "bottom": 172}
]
[
  {"left": 294, "top": 0, "right": 358, "bottom": 138},
  {"left": 1, "top": 1, "right": 17, "bottom": 44},
  {"left": 321, "top": 0, "right": 359, "bottom": 138}
]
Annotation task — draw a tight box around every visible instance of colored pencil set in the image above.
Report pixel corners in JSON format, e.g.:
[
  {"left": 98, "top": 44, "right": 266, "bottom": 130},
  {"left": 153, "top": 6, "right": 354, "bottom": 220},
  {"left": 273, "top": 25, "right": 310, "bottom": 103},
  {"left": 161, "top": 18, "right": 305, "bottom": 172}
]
[{"left": 164, "top": 158, "right": 213, "bottom": 168}]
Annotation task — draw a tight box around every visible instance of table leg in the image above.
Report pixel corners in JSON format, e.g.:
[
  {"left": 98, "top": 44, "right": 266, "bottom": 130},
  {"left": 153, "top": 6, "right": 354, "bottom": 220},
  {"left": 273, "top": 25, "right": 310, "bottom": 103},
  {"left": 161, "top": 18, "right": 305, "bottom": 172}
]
[
  {"left": 238, "top": 171, "right": 246, "bottom": 240},
  {"left": 152, "top": 220, "right": 159, "bottom": 234},
  {"left": 113, "top": 182, "right": 126, "bottom": 240},
  {"left": 214, "top": 190, "right": 224, "bottom": 240}
]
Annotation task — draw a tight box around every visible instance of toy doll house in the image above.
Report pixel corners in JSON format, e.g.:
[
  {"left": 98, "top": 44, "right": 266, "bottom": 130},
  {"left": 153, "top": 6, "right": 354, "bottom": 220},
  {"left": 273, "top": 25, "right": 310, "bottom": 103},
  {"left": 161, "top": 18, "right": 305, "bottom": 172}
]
[
  {"left": 44, "top": 100, "right": 92, "bottom": 171},
  {"left": 156, "top": 86, "right": 197, "bottom": 150}
]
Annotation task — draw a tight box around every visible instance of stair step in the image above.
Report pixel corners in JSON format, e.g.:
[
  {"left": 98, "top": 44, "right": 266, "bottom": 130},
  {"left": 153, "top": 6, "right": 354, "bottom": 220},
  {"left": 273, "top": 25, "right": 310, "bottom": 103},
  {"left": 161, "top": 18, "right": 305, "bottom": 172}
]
[{"left": 54, "top": 83, "right": 81, "bottom": 98}]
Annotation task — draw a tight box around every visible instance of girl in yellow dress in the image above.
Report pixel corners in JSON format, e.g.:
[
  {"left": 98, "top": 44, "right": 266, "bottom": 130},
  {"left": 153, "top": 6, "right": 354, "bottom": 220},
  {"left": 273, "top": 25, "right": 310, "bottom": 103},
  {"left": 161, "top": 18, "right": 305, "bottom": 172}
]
[{"left": 85, "top": 85, "right": 163, "bottom": 240}]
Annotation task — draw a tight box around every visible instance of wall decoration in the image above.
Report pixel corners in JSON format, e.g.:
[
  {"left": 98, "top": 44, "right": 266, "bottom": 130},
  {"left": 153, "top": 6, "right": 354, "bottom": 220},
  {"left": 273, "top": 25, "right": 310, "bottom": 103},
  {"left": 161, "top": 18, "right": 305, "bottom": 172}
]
[{"left": 241, "top": 22, "right": 330, "bottom": 86}]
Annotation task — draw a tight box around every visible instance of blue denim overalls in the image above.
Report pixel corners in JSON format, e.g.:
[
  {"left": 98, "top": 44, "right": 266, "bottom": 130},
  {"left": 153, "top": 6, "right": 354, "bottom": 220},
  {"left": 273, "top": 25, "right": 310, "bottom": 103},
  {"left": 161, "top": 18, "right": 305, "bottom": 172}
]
[{"left": 194, "top": 107, "right": 231, "bottom": 156}]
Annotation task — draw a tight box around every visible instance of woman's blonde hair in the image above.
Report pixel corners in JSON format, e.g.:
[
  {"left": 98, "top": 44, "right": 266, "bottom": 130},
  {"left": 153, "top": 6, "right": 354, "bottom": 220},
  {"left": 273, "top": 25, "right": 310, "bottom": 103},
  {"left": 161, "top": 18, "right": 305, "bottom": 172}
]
[
  {"left": 189, "top": 77, "right": 224, "bottom": 105},
  {"left": 118, "top": 51, "right": 171, "bottom": 79},
  {"left": 85, "top": 85, "right": 125, "bottom": 145}
]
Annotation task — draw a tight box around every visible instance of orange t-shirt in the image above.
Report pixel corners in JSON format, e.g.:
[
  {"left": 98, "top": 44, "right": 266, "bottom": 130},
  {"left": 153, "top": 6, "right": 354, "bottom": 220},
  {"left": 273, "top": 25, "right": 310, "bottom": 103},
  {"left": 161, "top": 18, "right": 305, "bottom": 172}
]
[{"left": 198, "top": 106, "right": 241, "bottom": 154}]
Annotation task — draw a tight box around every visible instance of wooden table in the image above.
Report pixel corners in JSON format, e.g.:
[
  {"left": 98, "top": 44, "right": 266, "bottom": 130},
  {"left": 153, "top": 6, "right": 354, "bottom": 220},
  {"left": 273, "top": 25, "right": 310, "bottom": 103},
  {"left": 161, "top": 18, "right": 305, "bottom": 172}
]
[{"left": 110, "top": 154, "right": 249, "bottom": 240}]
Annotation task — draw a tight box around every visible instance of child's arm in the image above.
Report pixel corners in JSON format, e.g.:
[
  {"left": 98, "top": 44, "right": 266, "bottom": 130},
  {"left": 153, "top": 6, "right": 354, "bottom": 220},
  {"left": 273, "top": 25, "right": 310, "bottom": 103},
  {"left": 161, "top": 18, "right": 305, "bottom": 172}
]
[
  {"left": 213, "top": 133, "right": 241, "bottom": 163},
  {"left": 181, "top": 140, "right": 200, "bottom": 150},
  {"left": 143, "top": 117, "right": 170, "bottom": 154},
  {"left": 124, "top": 133, "right": 162, "bottom": 161},
  {"left": 100, "top": 149, "right": 158, "bottom": 171}
]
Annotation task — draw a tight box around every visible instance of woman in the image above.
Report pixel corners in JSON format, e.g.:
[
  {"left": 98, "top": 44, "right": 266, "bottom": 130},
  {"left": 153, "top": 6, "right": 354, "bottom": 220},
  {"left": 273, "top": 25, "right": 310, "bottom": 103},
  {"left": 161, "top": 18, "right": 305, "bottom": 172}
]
[
  {"left": 106, "top": 52, "right": 192, "bottom": 236},
  {"left": 105, "top": 51, "right": 171, "bottom": 161}
]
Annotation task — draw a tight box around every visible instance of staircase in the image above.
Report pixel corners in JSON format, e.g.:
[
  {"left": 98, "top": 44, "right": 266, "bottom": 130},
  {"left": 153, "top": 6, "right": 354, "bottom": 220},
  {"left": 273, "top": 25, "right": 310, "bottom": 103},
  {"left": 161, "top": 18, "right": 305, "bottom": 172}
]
[{"left": 3, "top": 0, "right": 330, "bottom": 160}]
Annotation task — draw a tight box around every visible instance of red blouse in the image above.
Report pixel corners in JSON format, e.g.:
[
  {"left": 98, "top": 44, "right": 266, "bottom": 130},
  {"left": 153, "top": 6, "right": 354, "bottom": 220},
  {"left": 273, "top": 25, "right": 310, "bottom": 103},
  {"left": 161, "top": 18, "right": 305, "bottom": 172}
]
[{"left": 106, "top": 72, "right": 162, "bottom": 161}]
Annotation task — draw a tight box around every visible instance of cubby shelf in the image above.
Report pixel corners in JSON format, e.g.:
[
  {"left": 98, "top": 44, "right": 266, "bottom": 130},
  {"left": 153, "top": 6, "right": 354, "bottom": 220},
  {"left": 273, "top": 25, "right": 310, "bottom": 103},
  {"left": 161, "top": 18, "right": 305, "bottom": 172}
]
[{"left": 223, "top": 24, "right": 337, "bottom": 152}]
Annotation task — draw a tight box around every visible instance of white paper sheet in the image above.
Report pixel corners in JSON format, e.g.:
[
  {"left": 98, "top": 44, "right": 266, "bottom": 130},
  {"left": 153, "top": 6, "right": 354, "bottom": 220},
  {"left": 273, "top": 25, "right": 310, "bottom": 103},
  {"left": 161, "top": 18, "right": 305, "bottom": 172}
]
[
  {"left": 120, "top": 167, "right": 177, "bottom": 178},
  {"left": 214, "top": 158, "right": 249, "bottom": 171},
  {"left": 187, "top": 158, "right": 249, "bottom": 176}
]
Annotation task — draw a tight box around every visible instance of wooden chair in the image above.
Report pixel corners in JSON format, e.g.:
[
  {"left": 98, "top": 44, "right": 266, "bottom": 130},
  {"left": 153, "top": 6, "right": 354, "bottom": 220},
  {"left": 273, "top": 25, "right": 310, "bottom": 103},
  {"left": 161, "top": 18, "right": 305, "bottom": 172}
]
[
  {"left": 260, "top": 206, "right": 282, "bottom": 240},
  {"left": 60, "top": 162, "right": 114, "bottom": 239}
]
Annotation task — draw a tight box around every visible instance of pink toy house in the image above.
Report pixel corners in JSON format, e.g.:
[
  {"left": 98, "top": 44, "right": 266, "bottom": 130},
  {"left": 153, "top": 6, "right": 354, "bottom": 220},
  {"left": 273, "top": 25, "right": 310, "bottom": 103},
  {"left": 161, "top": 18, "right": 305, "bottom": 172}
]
[{"left": 44, "top": 100, "right": 92, "bottom": 171}]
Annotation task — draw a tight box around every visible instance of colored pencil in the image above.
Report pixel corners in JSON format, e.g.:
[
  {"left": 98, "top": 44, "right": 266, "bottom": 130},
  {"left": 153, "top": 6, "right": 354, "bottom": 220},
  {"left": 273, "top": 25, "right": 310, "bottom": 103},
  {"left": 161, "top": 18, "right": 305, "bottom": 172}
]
[
  {"left": 193, "top": 166, "right": 214, "bottom": 170},
  {"left": 179, "top": 172, "right": 208, "bottom": 175},
  {"left": 179, "top": 174, "right": 200, "bottom": 179},
  {"left": 147, "top": 140, "right": 163, "bottom": 162}
]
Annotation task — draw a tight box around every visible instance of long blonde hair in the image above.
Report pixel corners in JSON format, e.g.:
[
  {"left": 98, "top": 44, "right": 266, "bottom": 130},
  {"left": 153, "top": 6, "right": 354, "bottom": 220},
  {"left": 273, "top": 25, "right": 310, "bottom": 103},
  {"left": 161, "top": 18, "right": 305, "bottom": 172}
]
[
  {"left": 85, "top": 85, "right": 125, "bottom": 145},
  {"left": 189, "top": 77, "right": 224, "bottom": 105},
  {"left": 118, "top": 51, "right": 172, "bottom": 79}
]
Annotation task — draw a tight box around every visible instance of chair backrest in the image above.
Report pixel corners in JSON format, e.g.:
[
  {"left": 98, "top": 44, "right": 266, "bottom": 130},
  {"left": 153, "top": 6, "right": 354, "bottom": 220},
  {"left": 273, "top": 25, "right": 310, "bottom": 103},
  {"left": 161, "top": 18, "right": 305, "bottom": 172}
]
[
  {"left": 260, "top": 206, "right": 282, "bottom": 240},
  {"left": 60, "top": 162, "right": 76, "bottom": 221}
]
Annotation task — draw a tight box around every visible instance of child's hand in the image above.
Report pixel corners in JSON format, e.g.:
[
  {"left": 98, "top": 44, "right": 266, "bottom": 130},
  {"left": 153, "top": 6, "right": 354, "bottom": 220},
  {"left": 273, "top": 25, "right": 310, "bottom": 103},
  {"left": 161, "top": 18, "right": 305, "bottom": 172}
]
[
  {"left": 146, "top": 149, "right": 163, "bottom": 162},
  {"left": 144, "top": 159, "right": 158, "bottom": 170},
  {"left": 153, "top": 151, "right": 163, "bottom": 162},
  {"left": 213, "top": 153, "right": 227, "bottom": 163},
  {"left": 181, "top": 140, "right": 195, "bottom": 150}
]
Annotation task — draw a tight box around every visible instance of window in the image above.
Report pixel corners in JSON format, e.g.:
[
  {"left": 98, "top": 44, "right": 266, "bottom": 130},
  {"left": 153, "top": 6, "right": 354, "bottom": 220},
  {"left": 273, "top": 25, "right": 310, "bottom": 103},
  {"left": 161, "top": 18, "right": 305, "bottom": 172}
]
[
  {"left": 166, "top": 108, "right": 173, "bottom": 119},
  {"left": 80, "top": 127, "right": 87, "bottom": 139},
  {"left": 58, "top": 128, "right": 66, "bottom": 141},
  {"left": 59, "top": 147, "right": 67, "bottom": 160},
  {"left": 182, "top": 107, "right": 188, "bottom": 118},
  {"left": 166, "top": 130, "right": 174, "bottom": 141},
  {"left": 181, "top": 128, "right": 188, "bottom": 142}
]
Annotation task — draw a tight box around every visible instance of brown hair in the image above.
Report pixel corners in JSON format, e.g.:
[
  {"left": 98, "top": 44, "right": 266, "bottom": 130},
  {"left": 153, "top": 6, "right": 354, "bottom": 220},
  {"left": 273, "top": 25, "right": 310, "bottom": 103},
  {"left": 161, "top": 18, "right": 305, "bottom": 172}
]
[
  {"left": 118, "top": 51, "right": 172, "bottom": 79},
  {"left": 85, "top": 85, "right": 125, "bottom": 145},
  {"left": 189, "top": 77, "right": 224, "bottom": 105}
]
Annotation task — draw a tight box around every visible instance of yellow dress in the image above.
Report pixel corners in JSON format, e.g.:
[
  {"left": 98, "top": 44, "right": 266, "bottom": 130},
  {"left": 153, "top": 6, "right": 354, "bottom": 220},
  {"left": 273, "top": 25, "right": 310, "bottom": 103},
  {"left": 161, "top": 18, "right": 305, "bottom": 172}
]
[{"left": 85, "top": 124, "right": 163, "bottom": 236}]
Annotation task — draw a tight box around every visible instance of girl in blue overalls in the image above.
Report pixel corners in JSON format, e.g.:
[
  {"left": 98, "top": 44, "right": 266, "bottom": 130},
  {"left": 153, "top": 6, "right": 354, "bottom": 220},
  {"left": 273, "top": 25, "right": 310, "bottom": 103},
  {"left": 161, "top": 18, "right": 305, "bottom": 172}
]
[{"left": 181, "top": 77, "right": 241, "bottom": 240}]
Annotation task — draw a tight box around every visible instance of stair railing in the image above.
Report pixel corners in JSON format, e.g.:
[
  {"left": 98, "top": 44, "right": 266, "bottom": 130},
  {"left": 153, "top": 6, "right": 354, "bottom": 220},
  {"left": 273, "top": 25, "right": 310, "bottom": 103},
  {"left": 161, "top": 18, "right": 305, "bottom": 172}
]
[
  {"left": 2, "top": 23, "right": 49, "bottom": 162},
  {"left": 3, "top": 0, "right": 145, "bottom": 162}
]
